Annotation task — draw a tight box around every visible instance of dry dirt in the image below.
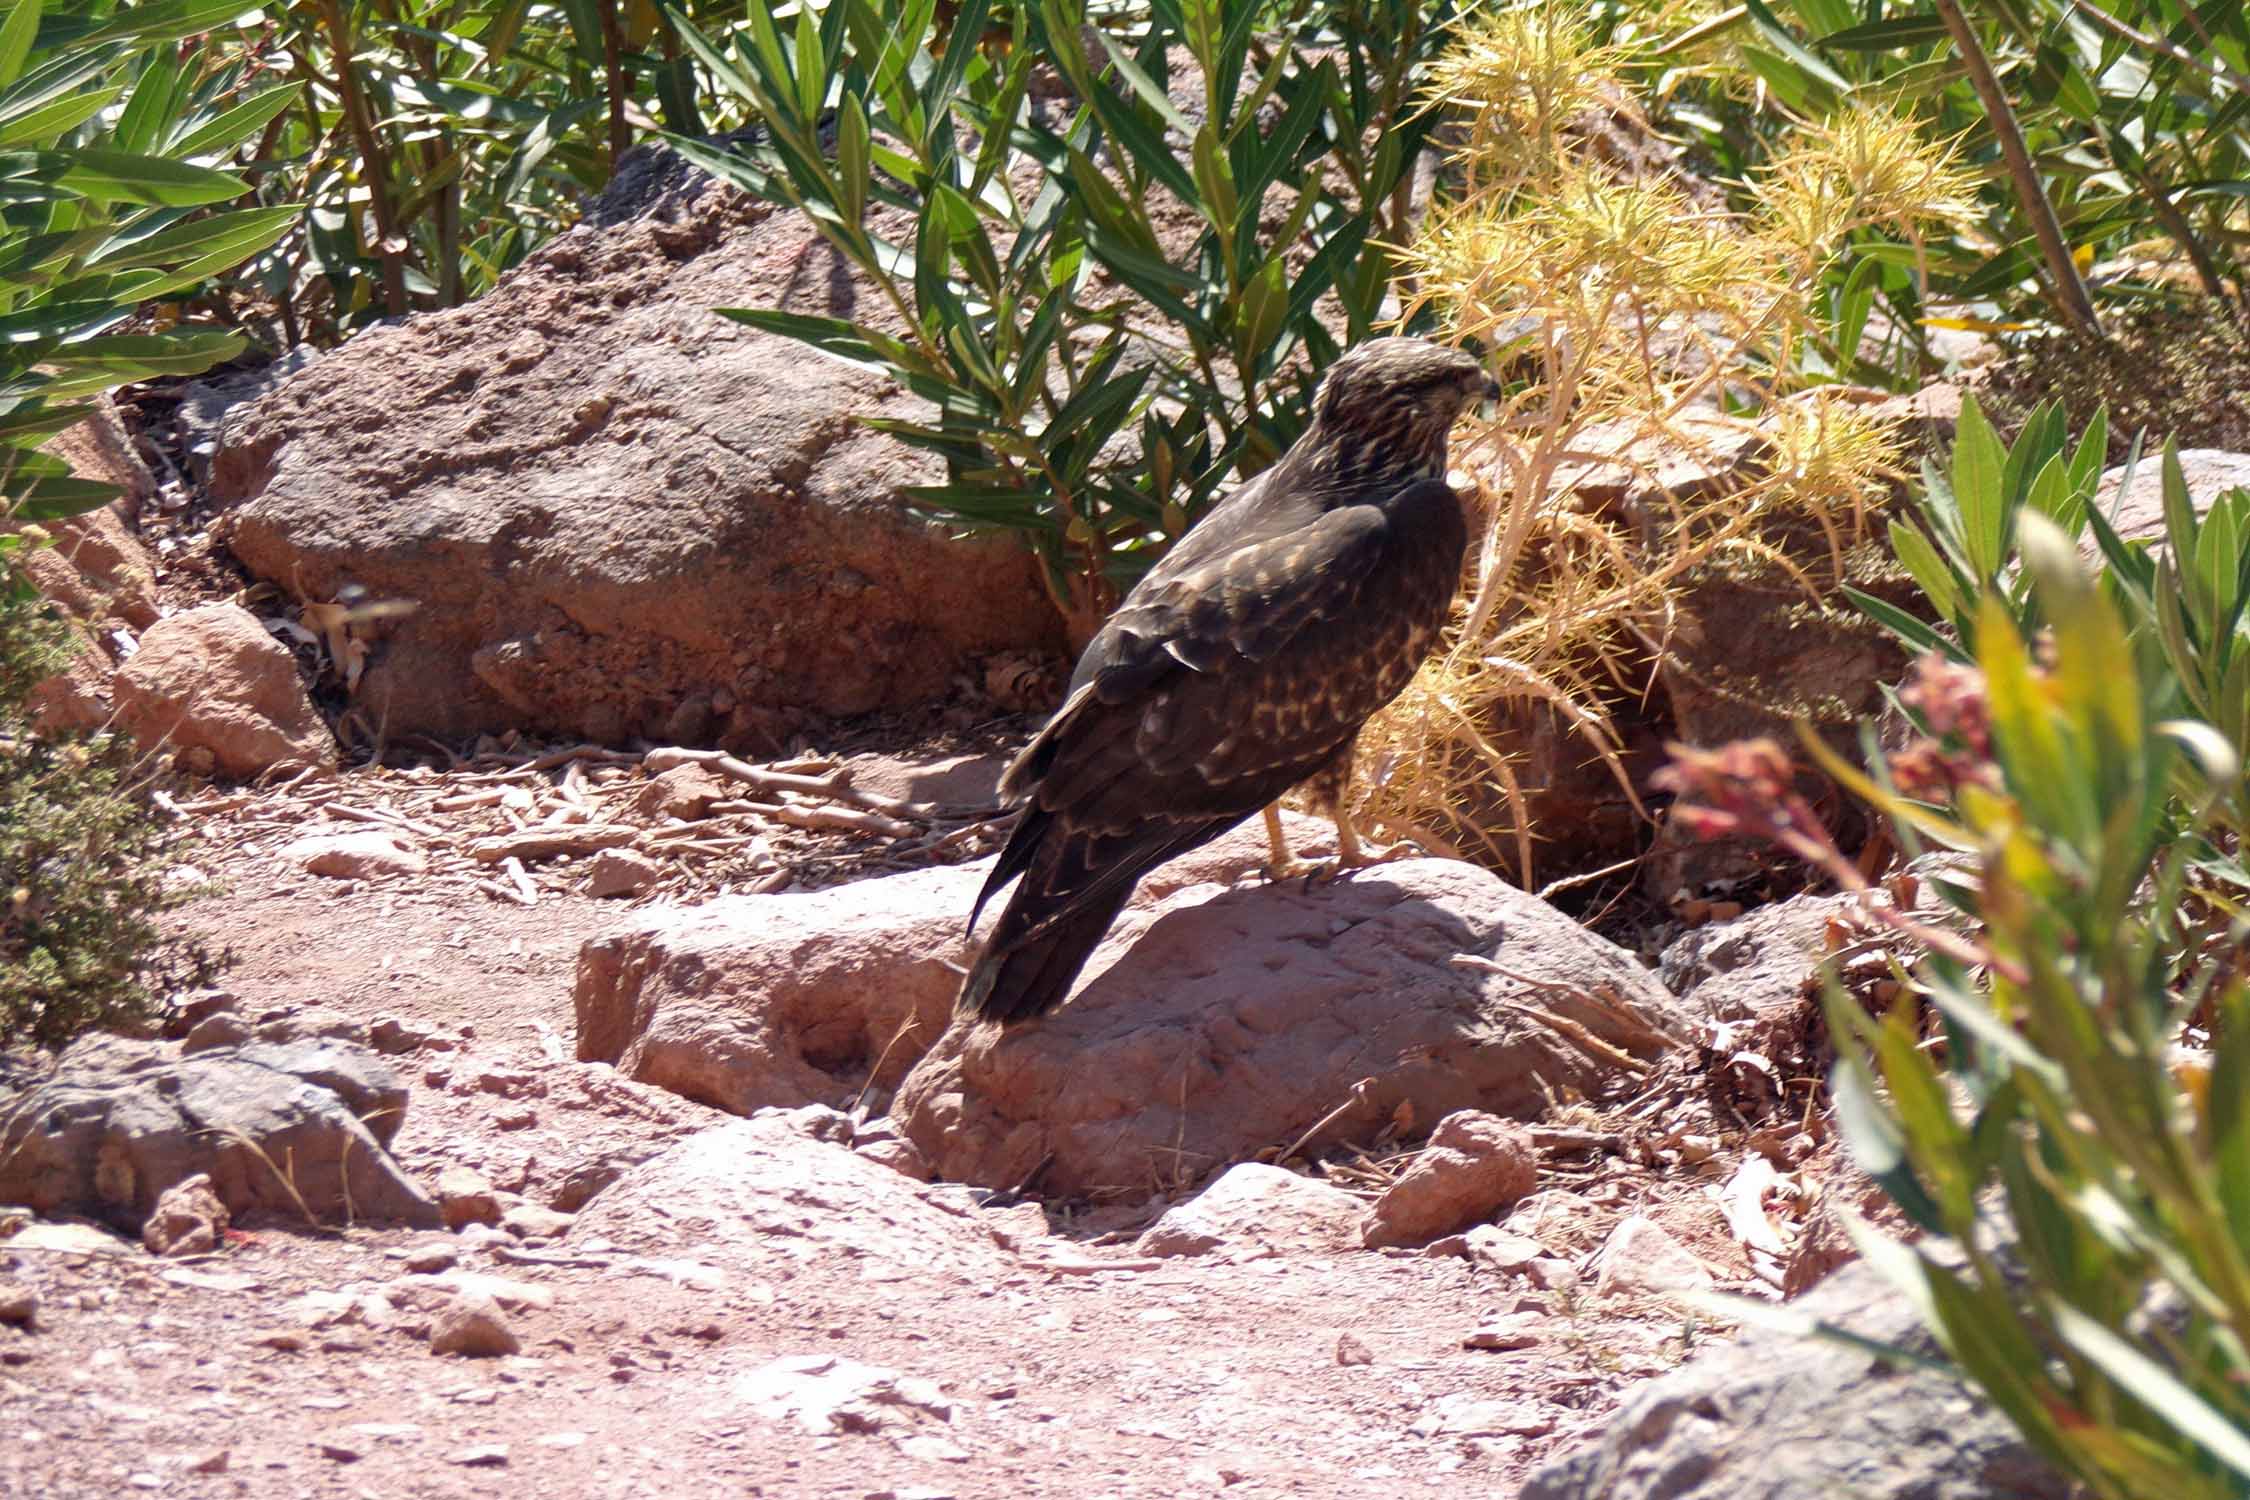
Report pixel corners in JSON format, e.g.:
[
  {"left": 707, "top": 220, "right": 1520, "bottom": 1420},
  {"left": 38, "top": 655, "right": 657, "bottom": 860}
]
[{"left": 0, "top": 743, "right": 1831, "bottom": 1500}]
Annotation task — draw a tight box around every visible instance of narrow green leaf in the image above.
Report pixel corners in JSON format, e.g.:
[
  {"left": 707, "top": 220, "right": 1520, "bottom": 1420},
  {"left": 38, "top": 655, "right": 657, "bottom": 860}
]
[
  {"left": 1951, "top": 394, "right": 2008, "bottom": 580},
  {"left": 170, "top": 81, "right": 304, "bottom": 159},
  {"left": 2050, "top": 1303, "right": 2250, "bottom": 1483},
  {"left": 0, "top": 0, "right": 40, "bottom": 92},
  {"left": 1818, "top": 12, "right": 1949, "bottom": 48}
]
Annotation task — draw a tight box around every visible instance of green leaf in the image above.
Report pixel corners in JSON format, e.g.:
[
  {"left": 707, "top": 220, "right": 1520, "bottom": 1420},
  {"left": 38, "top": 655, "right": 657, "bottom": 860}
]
[
  {"left": 1951, "top": 393, "right": 2009, "bottom": 580},
  {"left": 5, "top": 471, "right": 121, "bottom": 518},
  {"left": 90, "top": 204, "right": 299, "bottom": 269},
  {"left": 1827, "top": 991, "right": 1948, "bottom": 1233},
  {"left": 0, "top": 0, "right": 39, "bottom": 93},
  {"left": 1889, "top": 516, "right": 1969, "bottom": 626},
  {"left": 1093, "top": 27, "right": 1193, "bottom": 137},
  {"left": 4, "top": 147, "right": 249, "bottom": 207},
  {"left": 1818, "top": 12, "right": 1949, "bottom": 48},
  {"left": 0, "top": 83, "right": 112, "bottom": 147},
  {"left": 47, "top": 329, "right": 245, "bottom": 379},
  {"left": 2050, "top": 1302, "right": 2250, "bottom": 1484},
  {"left": 168, "top": 77, "right": 297, "bottom": 159}
]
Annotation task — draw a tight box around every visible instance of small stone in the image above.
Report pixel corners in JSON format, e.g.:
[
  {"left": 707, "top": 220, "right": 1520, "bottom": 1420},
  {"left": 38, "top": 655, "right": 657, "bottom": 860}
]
[
  {"left": 282, "top": 829, "right": 427, "bottom": 880},
  {"left": 253, "top": 1329, "right": 309, "bottom": 1352},
  {"left": 449, "top": 1445, "right": 510, "bottom": 1467},
  {"left": 402, "top": 1242, "right": 459, "bottom": 1274},
  {"left": 586, "top": 847, "right": 662, "bottom": 899},
  {"left": 1334, "top": 1333, "right": 1373, "bottom": 1367},
  {"left": 0, "top": 1281, "right": 37, "bottom": 1329},
  {"left": 631, "top": 764, "right": 733, "bottom": 821},
  {"left": 429, "top": 1292, "right": 519, "bottom": 1358},
  {"left": 186, "top": 1451, "right": 228, "bottom": 1475},
  {"left": 315, "top": 1437, "right": 363, "bottom": 1463},
  {"left": 856, "top": 1137, "right": 933, "bottom": 1182},
  {"left": 494, "top": 1105, "right": 539, "bottom": 1130},
  {"left": 1526, "top": 1258, "right": 1582, "bottom": 1295},
  {"left": 1592, "top": 1215, "right": 1715, "bottom": 1301},
  {"left": 143, "top": 1173, "right": 230, "bottom": 1257},
  {"left": 178, "top": 1012, "right": 252, "bottom": 1054},
  {"left": 1463, "top": 1312, "right": 1544, "bottom": 1351},
  {"left": 1362, "top": 1111, "right": 1537, "bottom": 1249},
  {"left": 500, "top": 1203, "right": 574, "bottom": 1242},
  {"left": 437, "top": 1166, "right": 502, "bottom": 1230},
  {"left": 170, "top": 990, "right": 239, "bottom": 1031},
  {"left": 1136, "top": 1163, "right": 1365, "bottom": 1258},
  {"left": 369, "top": 1015, "right": 433, "bottom": 1055},
  {"left": 1464, "top": 1225, "right": 1548, "bottom": 1275},
  {"left": 474, "top": 1067, "right": 543, "bottom": 1099}
]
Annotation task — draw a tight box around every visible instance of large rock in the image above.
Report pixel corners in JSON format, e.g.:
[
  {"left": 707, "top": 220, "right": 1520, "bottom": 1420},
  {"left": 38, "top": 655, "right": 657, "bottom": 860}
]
[
  {"left": 892, "top": 820, "right": 1691, "bottom": 1200},
  {"left": 1519, "top": 1260, "right": 2071, "bottom": 1500},
  {"left": 111, "top": 602, "right": 334, "bottom": 776},
  {"left": 212, "top": 143, "right": 1061, "bottom": 747},
  {"left": 573, "top": 862, "right": 970, "bottom": 1115},
  {"left": 0, "top": 1032, "right": 438, "bottom": 1233}
]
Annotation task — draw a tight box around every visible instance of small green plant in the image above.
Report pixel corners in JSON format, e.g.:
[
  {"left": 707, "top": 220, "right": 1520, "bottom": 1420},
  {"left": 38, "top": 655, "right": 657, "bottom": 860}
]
[
  {"left": 667, "top": 0, "right": 1454, "bottom": 635},
  {"left": 0, "top": 0, "right": 288, "bottom": 1045},
  {"left": 0, "top": 564, "right": 209, "bottom": 1047},
  {"left": 1664, "top": 409, "right": 2250, "bottom": 1497},
  {"left": 1861, "top": 392, "right": 2250, "bottom": 779}
]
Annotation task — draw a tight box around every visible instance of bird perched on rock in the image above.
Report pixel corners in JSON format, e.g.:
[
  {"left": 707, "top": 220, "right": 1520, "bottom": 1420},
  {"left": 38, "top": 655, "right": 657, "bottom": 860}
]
[{"left": 959, "top": 336, "right": 1497, "bottom": 1025}]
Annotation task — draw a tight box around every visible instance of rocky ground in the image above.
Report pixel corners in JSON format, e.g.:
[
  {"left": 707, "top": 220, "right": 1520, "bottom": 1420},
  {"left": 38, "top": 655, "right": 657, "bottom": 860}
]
[{"left": 3, "top": 772, "right": 1837, "bottom": 1500}]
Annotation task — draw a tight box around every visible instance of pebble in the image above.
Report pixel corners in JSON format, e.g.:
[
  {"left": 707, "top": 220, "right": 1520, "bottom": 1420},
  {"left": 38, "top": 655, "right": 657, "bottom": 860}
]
[
  {"left": 403, "top": 1242, "right": 459, "bottom": 1274},
  {"left": 437, "top": 1167, "right": 502, "bottom": 1230},
  {"left": 1334, "top": 1333, "right": 1374, "bottom": 1367},
  {"left": 449, "top": 1444, "right": 510, "bottom": 1467},
  {"left": 500, "top": 1203, "right": 574, "bottom": 1242},
  {"left": 430, "top": 1292, "right": 520, "bottom": 1358},
  {"left": 0, "top": 1281, "right": 37, "bottom": 1329},
  {"left": 1462, "top": 1312, "right": 1544, "bottom": 1351}
]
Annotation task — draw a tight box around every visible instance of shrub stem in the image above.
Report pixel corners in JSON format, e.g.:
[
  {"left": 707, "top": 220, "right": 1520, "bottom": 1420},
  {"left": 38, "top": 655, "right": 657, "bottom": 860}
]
[{"left": 1931, "top": 0, "right": 2103, "bottom": 339}]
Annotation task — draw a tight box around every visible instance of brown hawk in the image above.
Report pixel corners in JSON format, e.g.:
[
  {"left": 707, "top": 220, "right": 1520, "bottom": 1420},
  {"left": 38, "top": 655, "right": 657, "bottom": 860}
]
[{"left": 960, "top": 337, "right": 1495, "bottom": 1025}]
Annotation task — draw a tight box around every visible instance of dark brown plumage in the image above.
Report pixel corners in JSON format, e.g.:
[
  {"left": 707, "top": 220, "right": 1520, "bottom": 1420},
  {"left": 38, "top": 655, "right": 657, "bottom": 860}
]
[{"left": 960, "top": 337, "right": 1496, "bottom": 1025}]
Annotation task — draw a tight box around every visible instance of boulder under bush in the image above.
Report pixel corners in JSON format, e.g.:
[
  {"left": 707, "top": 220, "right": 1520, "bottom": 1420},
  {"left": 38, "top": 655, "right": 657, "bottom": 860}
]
[{"left": 212, "top": 142, "right": 1062, "bottom": 748}]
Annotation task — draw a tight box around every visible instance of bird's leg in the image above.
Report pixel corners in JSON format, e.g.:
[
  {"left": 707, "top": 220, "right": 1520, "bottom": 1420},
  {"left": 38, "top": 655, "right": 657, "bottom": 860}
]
[
  {"left": 1262, "top": 803, "right": 1321, "bottom": 881},
  {"left": 1329, "top": 807, "right": 1414, "bottom": 872}
]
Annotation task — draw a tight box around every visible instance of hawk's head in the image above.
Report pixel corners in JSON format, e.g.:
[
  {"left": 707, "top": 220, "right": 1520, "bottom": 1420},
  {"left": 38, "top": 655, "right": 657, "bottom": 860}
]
[{"left": 1304, "top": 337, "right": 1499, "bottom": 482}]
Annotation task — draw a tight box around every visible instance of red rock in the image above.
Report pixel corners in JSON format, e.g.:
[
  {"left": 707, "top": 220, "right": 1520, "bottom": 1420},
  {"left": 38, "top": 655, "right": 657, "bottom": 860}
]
[
  {"left": 282, "top": 829, "right": 426, "bottom": 880},
  {"left": 142, "top": 1173, "right": 229, "bottom": 1256},
  {"left": 112, "top": 603, "right": 333, "bottom": 777},
  {"left": 894, "top": 818, "right": 1689, "bottom": 1201},
  {"left": 1592, "top": 1214, "right": 1715, "bottom": 1300},
  {"left": 1135, "top": 1163, "right": 1365, "bottom": 1258},
  {"left": 1361, "top": 1111, "right": 1537, "bottom": 1248},
  {"left": 630, "top": 764, "right": 734, "bottom": 821},
  {"left": 573, "top": 863, "right": 968, "bottom": 1115},
  {"left": 585, "top": 847, "right": 661, "bottom": 898},
  {"left": 213, "top": 146, "right": 1059, "bottom": 748}
]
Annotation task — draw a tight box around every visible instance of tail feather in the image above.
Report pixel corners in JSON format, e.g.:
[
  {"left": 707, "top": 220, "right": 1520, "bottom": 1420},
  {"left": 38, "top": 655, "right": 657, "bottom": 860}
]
[
  {"left": 960, "top": 815, "right": 1235, "bottom": 1024},
  {"left": 959, "top": 883, "right": 1136, "bottom": 1025}
]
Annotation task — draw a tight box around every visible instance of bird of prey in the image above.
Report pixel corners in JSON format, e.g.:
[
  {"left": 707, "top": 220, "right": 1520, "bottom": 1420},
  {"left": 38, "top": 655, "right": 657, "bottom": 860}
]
[{"left": 958, "top": 336, "right": 1496, "bottom": 1026}]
